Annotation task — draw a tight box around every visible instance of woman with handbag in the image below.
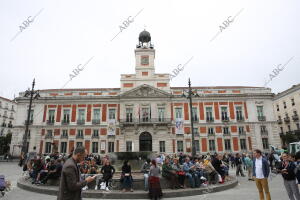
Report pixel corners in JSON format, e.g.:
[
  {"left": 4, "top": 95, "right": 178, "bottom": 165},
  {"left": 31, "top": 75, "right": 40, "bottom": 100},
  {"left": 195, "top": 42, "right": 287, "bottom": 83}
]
[
  {"left": 121, "top": 160, "right": 133, "bottom": 192},
  {"left": 149, "top": 159, "right": 162, "bottom": 200},
  {"left": 172, "top": 158, "right": 185, "bottom": 188},
  {"left": 162, "top": 157, "right": 180, "bottom": 189}
]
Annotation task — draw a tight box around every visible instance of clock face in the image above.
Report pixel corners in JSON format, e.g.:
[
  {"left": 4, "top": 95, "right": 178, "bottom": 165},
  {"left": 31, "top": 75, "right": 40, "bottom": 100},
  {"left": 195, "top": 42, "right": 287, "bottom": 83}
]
[{"left": 141, "top": 56, "right": 149, "bottom": 65}]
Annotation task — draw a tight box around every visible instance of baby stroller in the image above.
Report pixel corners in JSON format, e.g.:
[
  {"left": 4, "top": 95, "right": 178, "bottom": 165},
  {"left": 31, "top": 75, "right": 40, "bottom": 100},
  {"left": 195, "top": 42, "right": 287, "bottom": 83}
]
[{"left": 0, "top": 175, "right": 7, "bottom": 196}]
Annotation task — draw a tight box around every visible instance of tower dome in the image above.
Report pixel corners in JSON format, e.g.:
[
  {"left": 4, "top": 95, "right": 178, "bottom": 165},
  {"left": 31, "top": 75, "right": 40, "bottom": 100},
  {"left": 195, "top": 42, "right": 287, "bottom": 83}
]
[{"left": 138, "top": 30, "right": 151, "bottom": 43}]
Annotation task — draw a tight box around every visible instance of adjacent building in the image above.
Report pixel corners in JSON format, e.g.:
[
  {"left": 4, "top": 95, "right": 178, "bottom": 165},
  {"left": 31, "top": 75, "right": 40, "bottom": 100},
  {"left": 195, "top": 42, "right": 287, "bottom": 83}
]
[
  {"left": 273, "top": 84, "right": 300, "bottom": 147},
  {"left": 10, "top": 30, "right": 281, "bottom": 156},
  {"left": 0, "top": 96, "right": 16, "bottom": 137}
]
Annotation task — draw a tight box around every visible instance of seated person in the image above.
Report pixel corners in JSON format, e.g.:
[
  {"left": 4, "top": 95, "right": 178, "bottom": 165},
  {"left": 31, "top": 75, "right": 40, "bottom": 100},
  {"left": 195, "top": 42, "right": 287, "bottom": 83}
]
[
  {"left": 171, "top": 158, "right": 185, "bottom": 188},
  {"left": 88, "top": 159, "right": 99, "bottom": 174},
  {"left": 162, "top": 157, "right": 180, "bottom": 189},
  {"left": 99, "top": 160, "right": 115, "bottom": 191},
  {"left": 41, "top": 159, "right": 63, "bottom": 184},
  {"left": 183, "top": 157, "right": 197, "bottom": 188}
]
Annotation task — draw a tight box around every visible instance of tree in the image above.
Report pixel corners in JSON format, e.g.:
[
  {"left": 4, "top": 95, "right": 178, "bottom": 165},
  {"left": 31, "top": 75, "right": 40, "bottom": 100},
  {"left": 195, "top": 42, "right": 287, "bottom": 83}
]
[{"left": 0, "top": 133, "right": 12, "bottom": 155}]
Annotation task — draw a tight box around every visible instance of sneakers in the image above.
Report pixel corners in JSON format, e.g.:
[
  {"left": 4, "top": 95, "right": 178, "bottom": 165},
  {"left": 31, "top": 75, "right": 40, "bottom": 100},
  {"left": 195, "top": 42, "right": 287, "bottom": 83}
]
[
  {"left": 82, "top": 186, "right": 88, "bottom": 191},
  {"left": 200, "top": 176, "right": 207, "bottom": 181},
  {"left": 105, "top": 187, "right": 110, "bottom": 191}
]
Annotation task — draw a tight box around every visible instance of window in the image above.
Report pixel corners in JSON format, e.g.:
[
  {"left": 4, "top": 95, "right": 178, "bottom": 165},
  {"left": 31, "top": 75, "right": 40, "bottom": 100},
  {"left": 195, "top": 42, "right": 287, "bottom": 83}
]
[
  {"left": 78, "top": 109, "right": 85, "bottom": 120},
  {"left": 296, "top": 123, "right": 300, "bottom": 130},
  {"left": 276, "top": 104, "right": 279, "bottom": 111},
  {"left": 283, "top": 101, "right": 287, "bottom": 109},
  {"left": 60, "top": 142, "right": 67, "bottom": 153},
  {"left": 236, "top": 106, "right": 243, "bottom": 120},
  {"left": 240, "top": 139, "right": 247, "bottom": 150},
  {"left": 126, "top": 141, "right": 132, "bottom": 152},
  {"left": 92, "top": 142, "right": 98, "bottom": 153},
  {"left": 224, "top": 139, "right": 231, "bottom": 151},
  {"left": 257, "top": 106, "right": 264, "bottom": 117},
  {"left": 126, "top": 108, "right": 133, "bottom": 122},
  {"left": 175, "top": 108, "right": 182, "bottom": 119},
  {"left": 159, "top": 141, "right": 166, "bottom": 152},
  {"left": 93, "top": 129, "right": 99, "bottom": 137},
  {"left": 223, "top": 127, "right": 229, "bottom": 135},
  {"left": 108, "top": 142, "right": 114, "bottom": 152},
  {"left": 93, "top": 109, "right": 100, "bottom": 120},
  {"left": 209, "top": 140, "right": 215, "bottom": 151},
  {"left": 291, "top": 98, "right": 295, "bottom": 106},
  {"left": 158, "top": 108, "right": 165, "bottom": 122},
  {"left": 192, "top": 107, "right": 198, "bottom": 121},
  {"left": 260, "top": 125, "right": 267, "bottom": 133},
  {"left": 109, "top": 109, "right": 116, "bottom": 120},
  {"left": 46, "top": 130, "right": 53, "bottom": 138},
  {"left": 194, "top": 140, "right": 200, "bottom": 152},
  {"left": 221, "top": 107, "right": 228, "bottom": 120},
  {"left": 48, "top": 110, "right": 55, "bottom": 122},
  {"left": 193, "top": 128, "right": 198, "bottom": 134},
  {"left": 206, "top": 107, "right": 213, "bottom": 120},
  {"left": 238, "top": 126, "right": 245, "bottom": 134},
  {"left": 76, "top": 142, "right": 83, "bottom": 147},
  {"left": 77, "top": 130, "right": 84, "bottom": 138},
  {"left": 262, "top": 138, "right": 269, "bottom": 149},
  {"left": 208, "top": 127, "right": 214, "bottom": 135},
  {"left": 63, "top": 109, "right": 70, "bottom": 122},
  {"left": 45, "top": 142, "right": 52, "bottom": 153},
  {"left": 62, "top": 130, "right": 68, "bottom": 137},
  {"left": 141, "top": 108, "right": 150, "bottom": 121},
  {"left": 177, "top": 141, "right": 184, "bottom": 152}
]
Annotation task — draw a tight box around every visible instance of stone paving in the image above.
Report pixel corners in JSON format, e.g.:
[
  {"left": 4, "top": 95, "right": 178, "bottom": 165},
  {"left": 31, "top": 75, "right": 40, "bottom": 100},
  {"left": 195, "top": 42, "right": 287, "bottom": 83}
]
[{"left": 0, "top": 161, "right": 292, "bottom": 200}]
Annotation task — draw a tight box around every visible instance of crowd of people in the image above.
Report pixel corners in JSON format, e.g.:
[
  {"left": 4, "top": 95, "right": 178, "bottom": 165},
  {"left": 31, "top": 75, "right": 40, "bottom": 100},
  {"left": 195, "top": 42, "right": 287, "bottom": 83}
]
[{"left": 19, "top": 148, "right": 300, "bottom": 200}]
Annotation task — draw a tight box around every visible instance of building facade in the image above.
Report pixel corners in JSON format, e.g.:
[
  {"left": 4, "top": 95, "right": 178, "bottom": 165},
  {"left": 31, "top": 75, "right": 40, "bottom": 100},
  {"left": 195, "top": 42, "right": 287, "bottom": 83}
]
[
  {"left": 273, "top": 84, "right": 300, "bottom": 147},
  {"left": 10, "top": 30, "right": 281, "bottom": 156},
  {"left": 0, "top": 96, "right": 16, "bottom": 137}
]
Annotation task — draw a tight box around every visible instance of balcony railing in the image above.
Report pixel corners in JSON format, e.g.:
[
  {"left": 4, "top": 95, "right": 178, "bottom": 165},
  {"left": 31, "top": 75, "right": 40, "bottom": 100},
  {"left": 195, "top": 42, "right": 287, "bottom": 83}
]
[
  {"left": 24, "top": 120, "right": 33, "bottom": 125},
  {"left": 76, "top": 135, "right": 84, "bottom": 139},
  {"left": 258, "top": 116, "right": 266, "bottom": 121},
  {"left": 221, "top": 117, "right": 230, "bottom": 122},
  {"left": 61, "top": 119, "right": 70, "bottom": 125},
  {"left": 261, "top": 130, "right": 268, "bottom": 136},
  {"left": 284, "top": 117, "right": 290, "bottom": 123},
  {"left": 60, "top": 135, "right": 68, "bottom": 139},
  {"left": 47, "top": 120, "right": 55, "bottom": 125},
  {"left": 292, "top": 115, "right": 299, "bottom": 121},
  {"left": 120, "top": 118, "right": 172, "bottom": 125},
  {"left": 206, "top": 117, "right": 214, "bottom": 123},
  {"left": 208, "top": 132, "right": 215, "bottom": 136},
  {"left": 92, "top": 119, "right": 100, "bottom": 125},
  {"left": 236, "top": 116, "right": 244, "bottom": 122},
  {"left": 3, "top": 115, "right": 8, "bottom": 118},
  {"left": 77, "top": 119, "right": 85, "bottom": 125},
  {"left": 9, "top": 116, "right": 14, "bottom": 120},
  {"left": 91, "top": 134, "right": 99, "bottom": 139},
  {"left": 45, "top": 134, "right": 53, "bottom": 139},
  {"left": 223, "top": 132, "right": 231, "bottom": 136},
  {"left": 239, "top": 131, "right": 246, "bottom": 135},
  {"left": 277, "top": 119, "right": 283, "bottom": 124},
  {"left": 7, "top": 124, "right": 13, "bottom": 128}
]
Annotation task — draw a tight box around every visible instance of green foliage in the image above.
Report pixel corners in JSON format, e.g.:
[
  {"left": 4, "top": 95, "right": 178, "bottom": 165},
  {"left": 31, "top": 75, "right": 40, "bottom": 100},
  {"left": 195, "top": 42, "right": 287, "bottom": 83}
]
[{"left": 0, "top": 133, "right": 12, "bottom": 155}]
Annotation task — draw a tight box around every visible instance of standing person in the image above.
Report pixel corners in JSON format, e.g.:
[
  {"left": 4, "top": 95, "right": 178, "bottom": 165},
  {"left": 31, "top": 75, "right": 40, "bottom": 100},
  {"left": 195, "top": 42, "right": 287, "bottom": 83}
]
[
  {"left": 100, "top": 160, "right": 115, "bottom": 191},
  {"left": 244, "top": 154, "right": 254, "bottom": 181},
  {"left": 141, "top": 159, "right": 151, "bottom": 191},
  {"left": 211, "top": 154, "right": 225, "bottom": 183},
  {"left": 253, "top": 149, "right": 271, "bottom": 200},
  {"left": 235, "top": 153, "right": 245, "bottom": 177},
  {"left": 278, "top": 153, "right": 300, "bottom": 200},
  {"left": 149, "top": 159, "right": 162, "bottom": 200},
  {"left": 57, "top": 146, "right": 96, "bottom": 200},
  {"left": 121, "top": 161, "right": 133, "bottom": 192}
]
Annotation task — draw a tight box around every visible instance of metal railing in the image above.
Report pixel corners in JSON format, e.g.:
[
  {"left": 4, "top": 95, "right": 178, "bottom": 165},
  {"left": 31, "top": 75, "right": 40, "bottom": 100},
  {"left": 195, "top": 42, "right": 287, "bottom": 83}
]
[{"left": 258, "top": 116, "right": 266, "bottom": 121}]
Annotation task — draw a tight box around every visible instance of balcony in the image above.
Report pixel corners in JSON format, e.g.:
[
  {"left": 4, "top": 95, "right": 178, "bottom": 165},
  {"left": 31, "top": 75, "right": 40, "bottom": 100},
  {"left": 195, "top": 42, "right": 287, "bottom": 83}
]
[
  {"left": 76, "top": 135, "right": 84, "bottom": 139},
  {"left": 221, "top": 117, "right": 230, "bottom": 122},
  {"left": 92, "top": 119, "right": 100, "bottom": 125},
  {"left": 192, "top": 117, "right": 198, "bottom": 122},
  {"left": 77, "top": 119, "right": 85, "bottom": 125},
  {"left": 292, "top": 115, "right": 299, "bottom": 121},
  {"left": 61, "top": 119, "right": 70, "bottom": 125},
  {"left": 47, "top": 120, "right": 55, "bottom": 125},
  {"left": 45, "top": 134, "right": 53, "bottom": 139},
  {"left": 208, "top": 132, "right": 215, "bottom": 136},
  {"left": 60, "top": 135, "right": 68, "bottom": 139},
  {"left": 239, "top": 131, "right": 246, "bottom": 136},
  {"left": 236, "top": 116, "right": 244, "bottom": 122},
  {"left": 9, "top": 116, "right": 14, "bottom": 120},
  {"left": 284, "top": 117, "right": 290, "bottom": 123},
  {"left": 223, "top": 131, "right": 231, "bottom": 136},
  {"left": 91, "top": 134, "right": 99, "bottom": 139},
  {"left": 258, "top": 116, "right": 266, "bottom": 121},
  {"left": 120, "top": 118, "right": 172, "bottom": 126},
  {"left": 24, "top": 120, "right": 33, "bottom": 125},
  {"left": 7, "top": 123, "right": 13, "bottom": 128},
  {"left": 277, "top": 119, "right": 283, "bottom": 124},
  {"left": 261, "top": 130, "right": 268, "bottom": 136},
  {"left": 206, "top": 117, "right": 214, "bottom": 123}
]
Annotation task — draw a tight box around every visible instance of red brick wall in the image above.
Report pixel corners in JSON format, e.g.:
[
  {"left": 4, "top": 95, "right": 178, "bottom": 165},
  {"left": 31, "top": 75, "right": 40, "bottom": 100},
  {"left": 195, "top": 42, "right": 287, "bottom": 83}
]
[
  {"left": 87, "top": 104, "right": 92, "bottom": 122},
  {"left": 244, "top": 102, "right": 248, "bottom": 119},
  {"left": 216, "top": 126, "right": 222, "bottom": 133},
  {"left": 233, "top": 137, "right": 239, "bottom": 151},
  {"left": 184, "top": 103, "right": 189, "bottom": 120},
  {"left": 70, "top": 129, "right": 76, "bottom": 136},
  {"left": 214, "top": 102, "right": 220, "bottom": 120},
  {"left": 201, "top": 138, "right": 207, "bottom": 152},
  {"left": 102, "top": 104, "right": 107, "bottom": 122},
  {"left": 39, "top": 141, "right": 43, "bottom": 154},
  {"left": 171, "top": 103, "right": 174, "bottom": 121},
  {"left": 56, "top": 105, "right": 62, "bottom": 122},
  {"left": 54, "top": 129, "right": 60, "bottom": 136},
  {"left": 43, "top": 105, "right": 47, "bottom": 122},
  {"left": 85, "top": 129, "right": 91, "bottom": 135},
  {"left": 71, "top": 105, "right": 77, "bottom": 122},
  {"left": 184, "top": 127, "right": 190, "bottom": 134},
  {"left": 199, "top": 102, "right": 204, "bottom": 120},
  {"left": 200, "top": 127, "right": 206, "bottom": 134},
  {"left": 231, "top": 126, "right": 237, "bottom": 133},
  {"left": 217, "top": 138, "right": 223, "bottom": 151},
  {"left": 69, "top": 141, "right": 74, "bottom": 153},
  {"left": 100, "top": 128, "right": 107, "bottom": 135},
  {"left": 85, "top": 141, "right": 90, "bottom": 154},
  {"left": 229, "top": 102, "right": 235, "bottom": 119},
  {"left": 172, "top": 139, "right": 176, "bottom": 153},
  {"left": 248, "top": 137, "right": 252, "bottom": 150}
]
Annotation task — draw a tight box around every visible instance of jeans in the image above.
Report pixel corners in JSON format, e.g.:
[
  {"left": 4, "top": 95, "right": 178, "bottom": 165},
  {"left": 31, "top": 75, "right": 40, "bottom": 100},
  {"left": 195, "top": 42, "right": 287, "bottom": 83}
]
[
  {"left": 144, "top": 174, "right": 149, "bottom": 190},
  {"left": 186, "top": 173, "right": 195, "bottom": 188}
]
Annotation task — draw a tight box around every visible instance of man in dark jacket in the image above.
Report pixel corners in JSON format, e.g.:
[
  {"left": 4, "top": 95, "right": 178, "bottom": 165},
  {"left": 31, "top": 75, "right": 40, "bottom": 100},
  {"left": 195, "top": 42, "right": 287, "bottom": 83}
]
[
  {"left": 57, "top": 146, "right": 95, "bottom": 200},
  {"left": 235, "top": 153, "right": 245, "bottom": 177},
  {"left": 278, "top": 153, "right": 300, "bottom": 200}
]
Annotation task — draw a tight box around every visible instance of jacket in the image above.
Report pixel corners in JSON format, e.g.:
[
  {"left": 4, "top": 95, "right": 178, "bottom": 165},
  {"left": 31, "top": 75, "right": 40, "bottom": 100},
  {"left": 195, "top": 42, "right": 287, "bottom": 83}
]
[
  {"left": 57, "top": 158, "right": 87, "bottom": 200},
  {"left": 252, "top": 157, "right": 270, "bottom": 178},
  {"left": 278, "top": 161, "right": 296, "bottom": 181}
]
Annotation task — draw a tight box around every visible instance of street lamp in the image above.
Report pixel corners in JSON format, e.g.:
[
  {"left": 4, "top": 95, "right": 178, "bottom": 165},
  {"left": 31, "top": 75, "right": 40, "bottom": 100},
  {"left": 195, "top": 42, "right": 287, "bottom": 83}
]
[
  {"left": 182, "top": 78, "right": 199, "bottom": 157},
  {"left": 21, "top": 78, "right": 40, "bottom": 155}
]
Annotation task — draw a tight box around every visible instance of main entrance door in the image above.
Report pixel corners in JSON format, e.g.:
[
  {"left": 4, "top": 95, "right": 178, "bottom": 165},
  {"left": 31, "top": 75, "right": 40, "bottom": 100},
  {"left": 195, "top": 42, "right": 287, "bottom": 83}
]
[{"left": 139, "top": 132, "right": 152, "bottom": 151}]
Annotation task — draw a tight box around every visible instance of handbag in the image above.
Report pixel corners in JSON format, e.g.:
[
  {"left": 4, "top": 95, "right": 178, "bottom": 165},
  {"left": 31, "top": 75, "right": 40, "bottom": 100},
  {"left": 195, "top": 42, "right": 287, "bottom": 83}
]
[{"left": 176, "top": 171, "right": 185, "bottom": 176}]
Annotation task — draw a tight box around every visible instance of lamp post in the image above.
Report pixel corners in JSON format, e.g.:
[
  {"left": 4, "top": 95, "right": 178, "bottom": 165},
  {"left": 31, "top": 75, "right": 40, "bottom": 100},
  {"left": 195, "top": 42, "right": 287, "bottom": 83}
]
[
  {"left": 182, "top": 78, "right": 199, "bottom": 157},
  {"left": 21, "top": 78, "right": 40, "bottom": 155}
]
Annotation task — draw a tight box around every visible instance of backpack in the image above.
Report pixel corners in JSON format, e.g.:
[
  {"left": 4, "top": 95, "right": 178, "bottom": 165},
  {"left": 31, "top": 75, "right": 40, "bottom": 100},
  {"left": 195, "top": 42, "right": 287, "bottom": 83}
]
[{"left": 0, "top": 175, "right": 6, "bottom": 191}]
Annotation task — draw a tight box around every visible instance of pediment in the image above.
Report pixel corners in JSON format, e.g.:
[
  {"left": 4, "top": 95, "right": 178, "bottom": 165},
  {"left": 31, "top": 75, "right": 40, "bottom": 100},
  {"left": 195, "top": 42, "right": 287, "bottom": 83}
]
[{"left": 120, "top": 84, "right": 171, "bottom": 98}]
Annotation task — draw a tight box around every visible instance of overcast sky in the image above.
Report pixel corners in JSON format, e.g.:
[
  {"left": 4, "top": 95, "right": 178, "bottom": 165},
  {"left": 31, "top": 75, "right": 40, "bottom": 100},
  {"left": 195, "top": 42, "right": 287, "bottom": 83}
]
[{"left": 0, "top": 0, "right": 299, "bottom": 99}]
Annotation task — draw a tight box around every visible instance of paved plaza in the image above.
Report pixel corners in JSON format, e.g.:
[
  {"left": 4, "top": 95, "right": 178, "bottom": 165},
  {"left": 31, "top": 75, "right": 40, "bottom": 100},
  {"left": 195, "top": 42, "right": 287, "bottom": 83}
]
[{"left": 0, "top": 161, "right": 293, "bottom": 200}]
